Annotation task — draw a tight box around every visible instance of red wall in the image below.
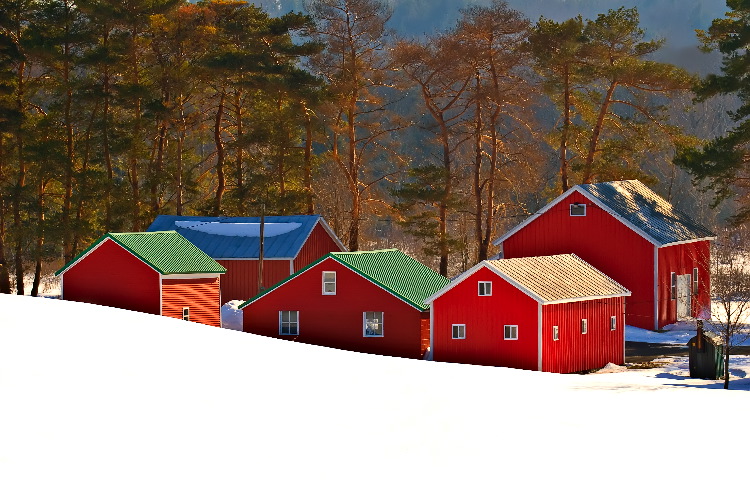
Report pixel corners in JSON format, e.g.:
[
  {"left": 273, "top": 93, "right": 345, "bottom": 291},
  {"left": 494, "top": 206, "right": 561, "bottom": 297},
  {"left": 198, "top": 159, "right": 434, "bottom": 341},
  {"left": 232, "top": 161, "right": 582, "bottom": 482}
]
[
  {"left": 657, "top": 240, "right": 711, "bottom": 327},
  {"left": 243, "top": 257, "right": 426, "bottom": 359},
  {"left": 541, "top": 298, "right": 625, "bottom": 373},
  {"left": 431, "top": 266, "right": 539, "bottom": 370},
  {"left": 294, "top": 222, "right": 343, "bottom": 271},
  {"left": 217, "top": 259, "right": 291, "bottom": 304},
  {"left": 62, "top": 239, "right": 161, "bottom": 315},
  {"left": 501, "top": 191, "right": 656, "bottom": 329},
  {"left": 162, "top": 277, "right": 221, "bottom": 327}
]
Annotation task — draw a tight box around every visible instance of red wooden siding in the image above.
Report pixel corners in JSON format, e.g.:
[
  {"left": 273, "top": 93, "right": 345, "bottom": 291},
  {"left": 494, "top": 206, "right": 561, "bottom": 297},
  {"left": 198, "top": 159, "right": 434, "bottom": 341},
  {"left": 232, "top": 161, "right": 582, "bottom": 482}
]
[
  {"left": 541, "top": 298, "right": 625, "bottom": 373},
  {"left": 420, "top": 312, "right": 430, "bottom": 358},
  {"left": 502, "top": 191, "right": 656, "bottom": 329},
  {"left": 432, "top": 267, "right": 539, "bottom": 370},
  {"left": 217, "top": 259, "right": 291, "bottom": 304},
  {"left": 293, "top": 222, "right": 343, "bottom": 271},
  {"left": 243, "top": 257, "right": 425, "bottom": 359},
  {"left": 162, "top": 277, "right": 221, "bottom": 327},
  {"left": 657, "top": 240, "right": 711, "bottom": 326},
  {"left": 62, "top": 239, "right": 161, "bottom": 314}
]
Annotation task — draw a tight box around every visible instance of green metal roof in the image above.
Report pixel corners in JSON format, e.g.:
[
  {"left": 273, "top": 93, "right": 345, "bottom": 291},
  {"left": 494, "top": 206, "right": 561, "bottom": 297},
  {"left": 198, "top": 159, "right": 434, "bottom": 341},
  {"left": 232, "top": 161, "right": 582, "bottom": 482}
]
[
  {"left": 240, "top": 249, "right": 449, "bottom": 311},
  {"left": 56, "top": 231, "right": 227, "bottom": 276}
]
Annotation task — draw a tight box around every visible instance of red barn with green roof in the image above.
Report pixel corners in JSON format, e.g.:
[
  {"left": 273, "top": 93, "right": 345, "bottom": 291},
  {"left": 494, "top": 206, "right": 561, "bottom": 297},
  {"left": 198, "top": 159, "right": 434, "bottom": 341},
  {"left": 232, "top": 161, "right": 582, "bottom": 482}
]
[
  {"left": 56, "top": 232, "right": 227, "bottom": 327},
  {"left": 240, "top": 249, "right": 450, "bottom": 359}
]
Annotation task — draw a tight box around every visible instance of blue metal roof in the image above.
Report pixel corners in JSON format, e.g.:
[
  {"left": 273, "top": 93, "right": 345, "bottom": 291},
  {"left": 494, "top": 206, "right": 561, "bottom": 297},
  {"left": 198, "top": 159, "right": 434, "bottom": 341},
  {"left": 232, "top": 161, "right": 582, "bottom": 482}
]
[
  {"left": 146, "top": 215, "right": 341, "bottom": 259},
  {"left": 578, "top": 180, "right": 715, "bottom": 245}
]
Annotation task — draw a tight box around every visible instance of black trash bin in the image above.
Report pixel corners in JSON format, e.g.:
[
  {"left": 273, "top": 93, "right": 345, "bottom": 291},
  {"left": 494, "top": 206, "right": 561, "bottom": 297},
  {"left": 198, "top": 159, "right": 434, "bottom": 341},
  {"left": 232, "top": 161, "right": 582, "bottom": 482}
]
[{"left": 687, "top": 324, "right": 725, "bottom": 380}]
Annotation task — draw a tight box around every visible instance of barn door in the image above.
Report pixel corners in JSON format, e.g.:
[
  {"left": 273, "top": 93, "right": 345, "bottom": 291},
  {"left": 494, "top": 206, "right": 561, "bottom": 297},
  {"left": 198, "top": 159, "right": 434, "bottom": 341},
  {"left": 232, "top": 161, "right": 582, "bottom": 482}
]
[{"left": 676, "top": 274, "right": 692, "bottom": 320}]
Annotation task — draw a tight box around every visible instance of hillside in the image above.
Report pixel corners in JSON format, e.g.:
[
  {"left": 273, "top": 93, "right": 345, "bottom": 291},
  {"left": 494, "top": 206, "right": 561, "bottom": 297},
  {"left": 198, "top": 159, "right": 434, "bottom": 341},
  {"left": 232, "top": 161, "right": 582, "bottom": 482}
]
[{"left": 1, "top": 294, "right": 748, "bottom": 481}]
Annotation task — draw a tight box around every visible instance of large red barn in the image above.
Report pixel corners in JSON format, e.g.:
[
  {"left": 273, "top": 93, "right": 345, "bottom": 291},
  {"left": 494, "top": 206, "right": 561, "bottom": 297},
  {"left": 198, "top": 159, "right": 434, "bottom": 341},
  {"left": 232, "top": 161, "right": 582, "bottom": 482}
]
[
  {"left": 240, "top": 249, "right": 450, "bottom": 359},
  {"left": 426, "top": 254, "right": 631, "bottom": 373},
  {"left": 147, "top": 215, "right": 345, "bottom": 304},
  {"left": 494, "top": 180, "right": 715, "bottom": 330},
  {"left": 56, "top": 231, "right": 227, "bottom": 327}
]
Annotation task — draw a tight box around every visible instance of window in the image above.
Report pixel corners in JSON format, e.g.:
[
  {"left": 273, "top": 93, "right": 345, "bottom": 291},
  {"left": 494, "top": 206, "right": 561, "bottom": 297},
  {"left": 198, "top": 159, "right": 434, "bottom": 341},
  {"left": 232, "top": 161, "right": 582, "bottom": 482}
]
[
  {"left": 570, "top": 203, "right": 586, "bottom": 216},
  {"left": 478, "top": 281, "right": 492, "bottom": 296},
  {"left": 581, "top": 318, "right": 588, "bottom": 334},
  {"left": 504, "top": 325, "right": 518, "bottom": 340},
  {"left": 322, "top": 271, "right": 336, "bottom": 295},
  {"left": 182, "top": 307, "right": 190, "bottom": 322},
  {"left": 452, "top": 324, "right": 466, "bottom": 339},
  {"left": 693, "top": 267, "right": 699, "bottom": 295},
  {"left": 279, "top": 310, "right": 299, "bottom": 336},
  {"left": 610, "top": 316, "right": 617, "bottom": 331},
  {"left": 552, "top": 325, "right": 559, "bottom": 341},
  {"left": 670, "top": 272, "right": 677, "bottom": 300},
  {"left": 364, "top": 311, "right": 384, "bottom": 337}
]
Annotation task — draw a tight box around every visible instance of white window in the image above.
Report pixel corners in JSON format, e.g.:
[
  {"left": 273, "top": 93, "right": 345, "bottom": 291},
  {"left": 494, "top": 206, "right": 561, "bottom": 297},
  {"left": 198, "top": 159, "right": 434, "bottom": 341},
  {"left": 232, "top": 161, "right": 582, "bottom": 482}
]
[
  {"left": 581, "top": 318, "right": 588, "bottom": 334},
  {"left": 610, "top": 316, "right": 617, "bottom": 331},
  {"left": 279, "top": 310, "right": 299, "bottom": 336},
  {"left": 478, "top": 281, "right": 492, "bottom": 296},
  {"left": 452, "top": 324, "right": 466, "bottom": 339},
  {"left": 182, "top": 307, "right": 190, "bottom": 322},
  {"left": 322, "top": 271, "right": 336, "bottom": 295},
  {"left": 670, "top": 272, "right": 677, "bottom": 300},
  {"left": 504, "top": 325, "right": 518, "bottom": 340},
  {"left": 570, "top": 203, "right": 586, "bottom": 216},
  {"left": 364, "top": 311, "right": 384, "bottom": 337},
  {"left": 693, "top": 267, "right": 699, "bottom": 295},
  {"left": 552, "top": 325, "right": 559, "bottom": 341}
]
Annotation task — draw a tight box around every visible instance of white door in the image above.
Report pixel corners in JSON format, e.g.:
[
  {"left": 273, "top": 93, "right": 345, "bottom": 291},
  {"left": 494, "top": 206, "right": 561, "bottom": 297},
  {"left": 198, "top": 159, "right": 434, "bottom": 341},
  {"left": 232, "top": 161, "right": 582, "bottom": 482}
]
[{"left": 676, "top": 274, "right": 692, "bottom": 320}]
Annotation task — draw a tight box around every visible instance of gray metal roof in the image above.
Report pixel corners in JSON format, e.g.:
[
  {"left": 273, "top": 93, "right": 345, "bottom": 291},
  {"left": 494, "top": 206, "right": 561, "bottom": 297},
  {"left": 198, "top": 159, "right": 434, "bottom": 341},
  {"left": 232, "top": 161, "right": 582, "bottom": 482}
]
[
  {"left": 147, "top": 215, "right": 344, "bottom": 259},
  {"left": 487, "top": 254, "right": 630, "bottom": 304},
  {"left": 578, "top": 180, "right": 715, "bottom": 245}
]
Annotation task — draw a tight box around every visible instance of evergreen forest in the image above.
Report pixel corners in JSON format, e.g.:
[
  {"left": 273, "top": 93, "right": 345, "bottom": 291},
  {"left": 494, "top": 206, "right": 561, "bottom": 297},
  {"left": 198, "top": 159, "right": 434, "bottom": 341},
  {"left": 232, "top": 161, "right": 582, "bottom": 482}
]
[{"left": 0, "top": 0, "right": 747, "bottom": 294}]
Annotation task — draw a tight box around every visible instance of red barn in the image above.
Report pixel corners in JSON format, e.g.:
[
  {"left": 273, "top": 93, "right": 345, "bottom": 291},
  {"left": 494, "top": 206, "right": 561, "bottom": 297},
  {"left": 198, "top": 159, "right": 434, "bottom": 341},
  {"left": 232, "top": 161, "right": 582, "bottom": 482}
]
[
  {"left": 56, "top": 231, "right": 227, "bottom": 327},
  {"left": 240, "top": 249, "right": 450, "bottom": 359},
  {"left": 147, "top": 215, "right": 345, "bottom": 304},
  {"left": 426, "top": 254, "right": 631, "bottom": 373},
  {"left": 494, "top": 180, "right": 715, "bottom": 330}
]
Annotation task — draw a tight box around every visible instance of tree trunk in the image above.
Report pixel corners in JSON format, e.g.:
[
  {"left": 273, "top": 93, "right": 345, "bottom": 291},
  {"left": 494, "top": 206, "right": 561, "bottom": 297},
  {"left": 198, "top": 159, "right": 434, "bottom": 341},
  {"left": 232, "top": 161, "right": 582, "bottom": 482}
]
[
  {"left": 303, "top": 105, "right": 314, "bottom": 215},
  {"left": 0, "top": 137, "right": 11, "bottom": 294},
  {"left": 235, "top": 90, "right": 244, "bottom": 214},
  {"left": 582, "top": 80, "right": 617, "bottom": 184},
  {"left": 31, "top": 178, "right": 45, "bottom": 297},
  {"left": 346, "top": 97, "right": 359, "bottom": 251},
  {"left": 213, "top": 89, "right": 227, "bottom": 216},
  {"left": 473, "top": 74, "right": 485, "bottom": 263},
  {"left": 559, "top": 63, "right": 571, "bottom": 192},
  {"left": 439, "top": 115, "right": 451, "bottom": 277},
  {"left": 14, "top": 60, "right": 26, "bottom": 295}
]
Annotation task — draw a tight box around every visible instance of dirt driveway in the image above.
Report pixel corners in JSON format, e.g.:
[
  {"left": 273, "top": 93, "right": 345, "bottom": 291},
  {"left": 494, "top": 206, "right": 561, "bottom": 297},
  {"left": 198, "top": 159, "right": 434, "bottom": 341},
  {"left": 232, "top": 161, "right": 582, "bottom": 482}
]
[{"left": 626, "top": 341, "right": 750, "bottom": 363}]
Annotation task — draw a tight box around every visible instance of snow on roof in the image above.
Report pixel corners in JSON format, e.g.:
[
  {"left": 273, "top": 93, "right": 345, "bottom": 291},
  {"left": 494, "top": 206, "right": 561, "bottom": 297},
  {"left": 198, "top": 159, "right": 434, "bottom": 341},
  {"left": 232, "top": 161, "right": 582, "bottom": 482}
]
[{"left": 174, "top": 221, "right": 302, "bottom": 237}]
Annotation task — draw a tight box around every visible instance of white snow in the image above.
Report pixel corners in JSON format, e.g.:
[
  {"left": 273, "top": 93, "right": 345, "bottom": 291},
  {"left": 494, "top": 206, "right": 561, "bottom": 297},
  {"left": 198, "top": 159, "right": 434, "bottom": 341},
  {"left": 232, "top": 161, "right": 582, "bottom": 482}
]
[
  {"left": 1, "top": 294, "right": 749, "bottom": 481},
  {"left": 175, "top": 221, "right": 302, "bottom": 237},
  {"left": 220, "top": 300, "right": 244, "bottom": 331}
]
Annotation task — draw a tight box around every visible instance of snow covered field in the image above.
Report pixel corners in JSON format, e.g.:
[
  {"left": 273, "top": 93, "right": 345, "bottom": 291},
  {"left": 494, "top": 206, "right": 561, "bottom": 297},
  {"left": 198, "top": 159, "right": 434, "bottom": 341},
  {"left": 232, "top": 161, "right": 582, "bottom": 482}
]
[{"left": 1, "top": 294, "right": 748, "bottom": 481}]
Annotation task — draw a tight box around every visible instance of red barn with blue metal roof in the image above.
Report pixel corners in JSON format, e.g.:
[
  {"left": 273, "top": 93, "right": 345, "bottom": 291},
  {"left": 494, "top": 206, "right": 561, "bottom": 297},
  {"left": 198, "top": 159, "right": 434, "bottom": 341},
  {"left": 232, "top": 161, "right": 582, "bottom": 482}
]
[
  {"left": 56, "top": 232, "right": 226, "bottom": 327},
  {"left": 147, "top": 215, "right": 345, "bottom": 304},
  {"left": 494, "top": 180, "right": 715, "bottom": 330},
  {"left": 426, "top": 254, "right": 630, "bottom": 373},
  {"left": 240, "top": 249, "right": 450, "bottom": 359}
]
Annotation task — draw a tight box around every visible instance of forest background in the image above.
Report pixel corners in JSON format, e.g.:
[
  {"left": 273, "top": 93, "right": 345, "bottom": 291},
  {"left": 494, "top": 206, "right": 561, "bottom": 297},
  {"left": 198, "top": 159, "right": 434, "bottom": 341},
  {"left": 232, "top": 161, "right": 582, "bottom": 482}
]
[{"left": 0, "top": 0, "right": 740, "bottom": 295}]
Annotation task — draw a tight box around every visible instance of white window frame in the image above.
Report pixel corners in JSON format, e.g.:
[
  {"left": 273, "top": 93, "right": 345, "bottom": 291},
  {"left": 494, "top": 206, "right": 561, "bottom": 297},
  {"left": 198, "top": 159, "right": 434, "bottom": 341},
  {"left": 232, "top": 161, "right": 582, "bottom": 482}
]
[
  {"left": 552, "top": 325, "right": 559, "bottom": 341},
  {"left": 504, "top": 325, "right": 518, "bottom": 340},
  {"left": 693, "top": 267, "right": 699, "bottom": 295},
  {"left": 478, "top": 281, "right": 492, "bottom": 296},
  {"left": 322, "top": 271, "right": 336, "bottom": 295},
  {"left": 452, "top": 324, "right": 466, "bottom": 339},
  {"left": 279, "top": 310, "right": 299, "bottom": 336},
  {"left": 670, "top": 272, "right": 677, "bottom": 300},
  {"left": 610, "top": 315, "right": 617, "bottom": 331},
  {"left": 570, "top": 203, "right": 586, "bottom": 216},
  {"left": 581, "top": 318, "right": 588, "bottom": 334},
  {"left": 182, "top": 307, "right": 190, "bottom": 322},
  {"left": 363, "top": 311, "right": 384, "bottom": 337}
]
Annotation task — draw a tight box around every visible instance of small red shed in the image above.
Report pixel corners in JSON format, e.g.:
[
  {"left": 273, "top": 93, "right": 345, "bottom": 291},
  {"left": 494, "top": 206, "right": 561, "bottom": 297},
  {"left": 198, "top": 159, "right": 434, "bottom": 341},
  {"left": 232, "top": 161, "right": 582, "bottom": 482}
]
[
  {"left": 494, "top": 180, "right": 715, "bottom": 330},
  {"left": 426, "top": 254, "right": 631, "bottom": 373},
  {"left": 147, "top": 215, "right": 346, "bottom": 304},
  {"left": 56, "top": 231, "right": 227, "bottom": 327},
  {"left": 240, "top": 249, "right": 450, "bottom": 359}
]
